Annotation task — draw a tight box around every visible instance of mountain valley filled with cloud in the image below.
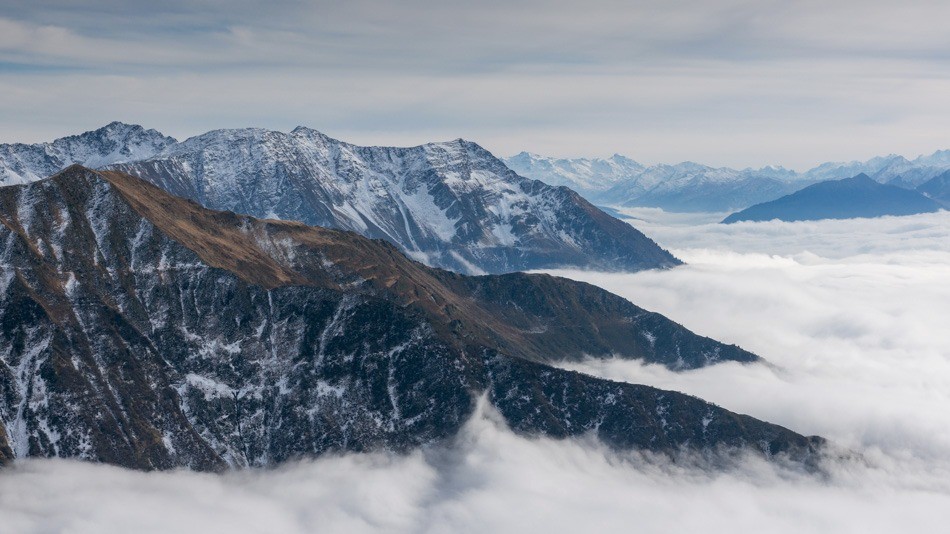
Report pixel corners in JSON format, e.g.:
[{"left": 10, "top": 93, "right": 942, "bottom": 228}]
[{"left": 4, "top": 209, "right": 948, "bottom": 533}]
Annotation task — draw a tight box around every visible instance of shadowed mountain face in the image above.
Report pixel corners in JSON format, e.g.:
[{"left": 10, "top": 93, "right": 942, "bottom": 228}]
[
  {"left": 0, "top": 167, "right": 821, "bottom": 470},
  {"left": 917, "top": 171, "right": 950, "bottom": 207},
  {"left": 721, "top": 174, "right": 943, "bottom": 224},
  {"left": 0, "top": 425, "right": 11, "bottom": 465}
]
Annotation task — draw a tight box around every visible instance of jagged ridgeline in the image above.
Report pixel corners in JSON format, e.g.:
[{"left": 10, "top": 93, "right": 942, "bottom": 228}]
[
  {"left": 0, "top": 167, "right": 822, "bottom": 470},
  {"left": 0, "top": 122, "right": 680, "bottom": 275}
]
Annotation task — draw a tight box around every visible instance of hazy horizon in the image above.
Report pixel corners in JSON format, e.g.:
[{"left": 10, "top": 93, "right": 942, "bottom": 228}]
[{"left": 4, "top": 1, "right": 950, "bottom": 170}]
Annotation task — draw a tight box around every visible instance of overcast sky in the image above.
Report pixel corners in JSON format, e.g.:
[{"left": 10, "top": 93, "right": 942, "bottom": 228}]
[{"left": 3, "top": 0, "right": 950, "bottom": 169}]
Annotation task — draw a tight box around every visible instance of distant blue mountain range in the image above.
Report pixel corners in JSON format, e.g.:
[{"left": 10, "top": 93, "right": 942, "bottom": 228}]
[
  {"left": 721, "top": 174, "right": 943, "bottom": 224},
  {"left": 507, "top": 151, "right": 950, "bottom": 213}
]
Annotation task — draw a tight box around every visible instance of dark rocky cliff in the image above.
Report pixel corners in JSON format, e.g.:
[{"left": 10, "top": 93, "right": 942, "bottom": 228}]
[{"left": 0, "top": 166, "right": 821, "bottom": 470}]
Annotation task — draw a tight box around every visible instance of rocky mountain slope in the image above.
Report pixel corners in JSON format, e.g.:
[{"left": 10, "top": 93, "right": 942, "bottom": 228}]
[
  {"left": 107, "top": 127, "right": 678, "bottom": 274},
  {"left": 0, "top": 122, "right": 175, "bottom": 186},
  {"left": 0, "top": 123, "right": 678, "bottom": 275},
  {"left": 722, "top": 174, "right": 943, "bottom": 223},
  {"left": 0, "top": 166, "right": 821, "bottom": 470}
]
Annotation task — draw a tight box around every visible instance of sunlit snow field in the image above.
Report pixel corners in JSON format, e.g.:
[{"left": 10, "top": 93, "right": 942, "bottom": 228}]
[{"left": 3, "top": 209, "right": 950, "bottom": 533}]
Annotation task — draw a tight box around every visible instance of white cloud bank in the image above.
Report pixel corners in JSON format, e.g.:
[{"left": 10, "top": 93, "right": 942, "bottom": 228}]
[
  {"left": 553, "top": 210, "right": 950, "bottom": 455},
  {"left": 3, "top": 210, "right": 950, "bottom": 533}
]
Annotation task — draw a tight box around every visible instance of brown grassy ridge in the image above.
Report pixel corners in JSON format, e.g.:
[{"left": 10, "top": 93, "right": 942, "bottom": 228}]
[{"left": 75, "top": 166, "right": 756, "bottom": 369}]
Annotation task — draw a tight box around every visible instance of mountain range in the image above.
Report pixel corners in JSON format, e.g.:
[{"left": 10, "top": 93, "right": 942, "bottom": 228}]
[
  {"left": 5, "top": 122, "right": 946, "bottom": 247},
  {"left": 0, "top": 123, "right": 678, "bottom": 275},
  {"left": 721, "top": 174, "right": 943, "bottom": 223},
  {"left": 506, "top": 151, "right": 950, "bottom": 213},
  {"left": 0, "top": 166, "right": 822, "bottom": 470}
]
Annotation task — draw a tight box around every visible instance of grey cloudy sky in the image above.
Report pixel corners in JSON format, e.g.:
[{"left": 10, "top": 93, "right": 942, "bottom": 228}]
[{"left": 3, "top": 0, "right": 950, "bottom": 169}]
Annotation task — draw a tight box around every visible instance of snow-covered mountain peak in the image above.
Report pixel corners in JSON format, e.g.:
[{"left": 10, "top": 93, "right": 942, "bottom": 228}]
[
  {"left": 1, "top": 123, "right": 677, "bottom": 274},
  {"left": 0, "top": 122, "right": 176, "bottom": 186},
  {"left": 915, "top": 149, "right": 950, "bottom": 166},
  {"left": 867, "top": 154, "right": 911, "bottom": 168},
  {"left": 173, "top": 127, "right": 280, "bottom": 149},
  {"left": 288, "top": 126, "right": 350, "bottom": 149},
  {"left": 669, "top": 161, "right": 710, "bottom": 172},
  {"left": 608, "top": 154, "right": 640, "bottom": 165},
  {"left": 54, "top": 121, "right": 175, "bottom": 161},
  {"left": 502, "top": 152, "right": 645, "bottom": 195},
  {"left": 99, "top": 127, "right": 678, "bottom": 274}
]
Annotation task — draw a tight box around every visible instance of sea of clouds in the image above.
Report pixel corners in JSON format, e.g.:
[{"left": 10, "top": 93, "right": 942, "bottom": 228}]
[{"left": 3, "top": 210, "right": 949, "bottom": 533}]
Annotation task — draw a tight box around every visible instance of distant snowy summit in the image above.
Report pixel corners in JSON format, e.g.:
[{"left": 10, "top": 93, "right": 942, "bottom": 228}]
[
  {"left": 506, "top": 151, "right": 950, "bottom": 213},
  {"left": 0, "top": 122, "right": 176, "bottom": 185},
  {"left": 721, "top": 174, "right": 943, "bottom": 223},
  {"left": 505, "top": 152, "right": 645, "bottom": 195},
  {"left": 505, "top": 152, "right": 806, "bottom": 212},
  {"left": 0, "top": 123, "right": 678, "bottom": 275}
]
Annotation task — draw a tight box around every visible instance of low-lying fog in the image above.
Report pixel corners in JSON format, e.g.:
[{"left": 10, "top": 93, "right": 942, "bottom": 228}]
[{"left": 4, "top": 210, "right": 949, "bottom": 533}]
